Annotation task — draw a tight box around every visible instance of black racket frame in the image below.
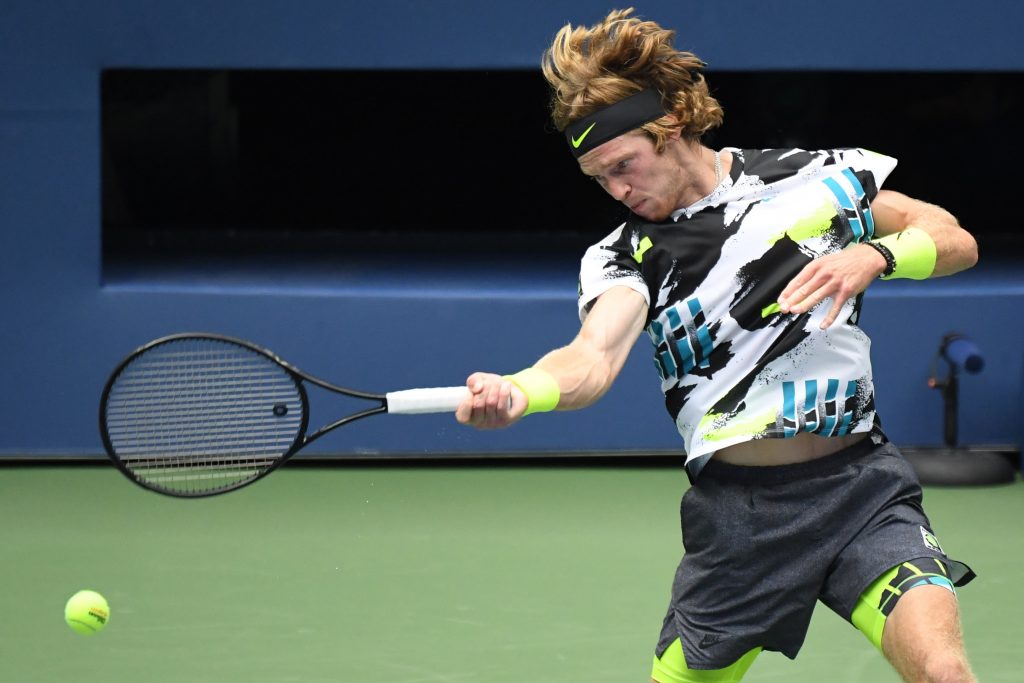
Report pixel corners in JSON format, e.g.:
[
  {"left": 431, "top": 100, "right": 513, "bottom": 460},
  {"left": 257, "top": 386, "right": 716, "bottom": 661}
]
[{"left": 99, "top": 332, "right": 392, "bottom": 497}]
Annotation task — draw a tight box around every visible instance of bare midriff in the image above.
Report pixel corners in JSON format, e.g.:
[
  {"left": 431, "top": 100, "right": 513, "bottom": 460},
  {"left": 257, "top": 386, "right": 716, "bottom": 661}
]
[{"left": 712, "top": 431, "right": 868, "bottom": 466}]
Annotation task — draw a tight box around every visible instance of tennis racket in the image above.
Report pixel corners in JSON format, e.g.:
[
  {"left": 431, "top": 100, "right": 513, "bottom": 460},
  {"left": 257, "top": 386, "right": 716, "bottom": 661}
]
[{"left": 100, "top": 333, "right": 469, "bottom": 498}]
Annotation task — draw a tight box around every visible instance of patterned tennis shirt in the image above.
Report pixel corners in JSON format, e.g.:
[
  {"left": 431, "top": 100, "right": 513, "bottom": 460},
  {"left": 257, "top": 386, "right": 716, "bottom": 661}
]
[{"left": 577, "top": 148, "right": 898, "bottom": 474}]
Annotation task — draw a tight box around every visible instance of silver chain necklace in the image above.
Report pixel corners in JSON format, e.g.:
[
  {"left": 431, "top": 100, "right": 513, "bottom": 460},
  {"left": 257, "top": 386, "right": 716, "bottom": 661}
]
[{"left": 713, "top": 150, "right": 722, "bottom": 185}]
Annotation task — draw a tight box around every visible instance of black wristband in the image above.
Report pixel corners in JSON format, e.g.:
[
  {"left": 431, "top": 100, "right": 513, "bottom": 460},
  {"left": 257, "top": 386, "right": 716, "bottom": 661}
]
[{"left": 865, "top": 240, "right": 896, "bottom": 278}]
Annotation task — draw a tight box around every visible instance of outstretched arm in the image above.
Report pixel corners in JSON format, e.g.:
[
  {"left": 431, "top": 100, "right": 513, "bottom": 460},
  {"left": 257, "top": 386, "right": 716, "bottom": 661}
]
[{"left": 456, "top": 286, "right": 649, "bottom": 429}]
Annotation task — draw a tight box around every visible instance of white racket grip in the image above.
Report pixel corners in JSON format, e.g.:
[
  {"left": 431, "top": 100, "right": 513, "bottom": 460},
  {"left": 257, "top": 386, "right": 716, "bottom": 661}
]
[{"left": 386, "top": 386, "right": 470, "bottom": 414}]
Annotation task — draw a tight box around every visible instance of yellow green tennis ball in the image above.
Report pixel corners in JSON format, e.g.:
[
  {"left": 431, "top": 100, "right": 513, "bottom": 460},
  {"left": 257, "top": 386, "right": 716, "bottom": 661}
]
[{"left": 64, "top": 590, "right": 110, "bottom": 635}]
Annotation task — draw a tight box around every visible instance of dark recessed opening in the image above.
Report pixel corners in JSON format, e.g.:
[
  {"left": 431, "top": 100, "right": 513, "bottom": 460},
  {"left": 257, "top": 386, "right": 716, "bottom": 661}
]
[{"left": 102, "top": 69, "right": 1023, "bottom": 263}]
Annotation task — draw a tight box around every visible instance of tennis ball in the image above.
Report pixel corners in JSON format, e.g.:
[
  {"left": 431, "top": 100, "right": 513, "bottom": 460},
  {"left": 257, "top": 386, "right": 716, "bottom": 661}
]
[{"left": 64, "top": 590, "right": 110, "bottom": 635}]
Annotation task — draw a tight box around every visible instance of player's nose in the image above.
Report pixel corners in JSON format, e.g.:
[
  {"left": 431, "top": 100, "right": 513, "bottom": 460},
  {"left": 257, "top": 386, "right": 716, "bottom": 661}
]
[{"left": 607, "top": 178, "right": 630, "bottom": 202}]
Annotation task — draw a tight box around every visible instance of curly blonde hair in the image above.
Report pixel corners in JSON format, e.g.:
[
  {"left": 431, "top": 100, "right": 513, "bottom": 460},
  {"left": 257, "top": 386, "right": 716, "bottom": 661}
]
[{"left": 540, "top": 8, "right": 723, "bottom": 151}]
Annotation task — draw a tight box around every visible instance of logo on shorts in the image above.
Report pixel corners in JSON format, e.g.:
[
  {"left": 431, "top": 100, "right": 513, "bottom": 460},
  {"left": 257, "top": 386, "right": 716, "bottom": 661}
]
[
  {"left": 699, "top": 633, "right": 724, "bottom": 648},
  {"left": 920, "top": 526, "right": 944, "bottom": 554}
]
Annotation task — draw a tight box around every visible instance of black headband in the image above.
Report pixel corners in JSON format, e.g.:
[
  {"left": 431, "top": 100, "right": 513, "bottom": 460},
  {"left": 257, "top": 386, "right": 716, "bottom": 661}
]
[{"left": 564, "top": 89, "right": 667, "bottom": 159}]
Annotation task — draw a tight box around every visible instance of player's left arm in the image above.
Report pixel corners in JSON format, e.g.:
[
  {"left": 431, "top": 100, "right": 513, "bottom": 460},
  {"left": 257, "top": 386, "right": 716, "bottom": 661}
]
[
  {"left": 778, "top": 190, "right": 978, "bottom": 327},
  {"left": 869, "top": 189, "right": 978, "bottom": 277}
]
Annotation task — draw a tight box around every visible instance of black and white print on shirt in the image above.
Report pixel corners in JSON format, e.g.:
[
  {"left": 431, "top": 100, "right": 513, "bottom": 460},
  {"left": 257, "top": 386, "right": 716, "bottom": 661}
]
[{"left": 577, "top": 148, "right": 896, "bottom": 468}]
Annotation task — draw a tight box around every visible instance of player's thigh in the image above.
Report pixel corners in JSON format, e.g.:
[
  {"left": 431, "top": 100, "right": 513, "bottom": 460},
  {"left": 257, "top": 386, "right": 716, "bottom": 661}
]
[
  {"left": 881, "top": 584, "right": 973, "bottom": 681},
  {"left": 850, "top": 560, "right": 974, "bottom": 681},
  {"left": 849, "top": 558, "right": 959, "bottom": 650}
]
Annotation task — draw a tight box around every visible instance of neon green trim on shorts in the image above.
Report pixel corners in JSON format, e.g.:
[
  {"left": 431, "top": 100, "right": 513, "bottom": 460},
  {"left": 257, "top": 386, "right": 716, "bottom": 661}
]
[
  {"left": 652, "top": 639, "right": 761, "bottom": 683},
  {"left": 851, "top": 565, "right": 898, "bottom": 652},
  {"left": 852, "top": 560, "right": 957, "bottom": 652}
]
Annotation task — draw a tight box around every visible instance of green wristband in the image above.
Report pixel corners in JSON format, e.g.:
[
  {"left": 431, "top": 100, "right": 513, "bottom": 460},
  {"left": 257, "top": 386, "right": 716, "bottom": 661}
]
[
  {"left": 872, "top": 227, "right": 937, "bottom": 280},
  {"left": 504, "top": 368, "right": 560, "bottom": 416}
]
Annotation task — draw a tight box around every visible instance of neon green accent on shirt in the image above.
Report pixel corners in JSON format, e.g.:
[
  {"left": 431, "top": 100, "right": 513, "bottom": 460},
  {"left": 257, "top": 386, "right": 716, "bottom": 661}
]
[
  {"left": 631, "top": 236, "right": 653, "bottom": 263},
  {"left": 767, "top": 199, "right": 837, "bottom": 245},
  {"left": 761, "top": 302, "right": 781, "bottom": 318},
  {"left": 571, "top": 122, "right": 597, "bottom": 149},
  {"left": 698, "top": 409, "right": 776, "bottom": 442}
]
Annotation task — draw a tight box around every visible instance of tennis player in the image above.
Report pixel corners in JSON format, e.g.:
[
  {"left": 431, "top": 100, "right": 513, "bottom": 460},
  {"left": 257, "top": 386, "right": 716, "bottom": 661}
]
[{"left": 456, "top": 8, "right": 980, "bottom": 683}]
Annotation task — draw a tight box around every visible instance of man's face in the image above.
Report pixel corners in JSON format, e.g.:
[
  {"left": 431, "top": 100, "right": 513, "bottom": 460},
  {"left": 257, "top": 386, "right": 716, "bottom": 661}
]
[{"left": 578, "top": 131, "right": 685, "bottom": 222}]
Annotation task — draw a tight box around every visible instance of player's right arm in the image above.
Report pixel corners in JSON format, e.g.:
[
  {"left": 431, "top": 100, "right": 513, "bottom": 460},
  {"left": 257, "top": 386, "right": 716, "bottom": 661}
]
[{"left": 456, "top": 285, "right": 649, "bottom": 429}]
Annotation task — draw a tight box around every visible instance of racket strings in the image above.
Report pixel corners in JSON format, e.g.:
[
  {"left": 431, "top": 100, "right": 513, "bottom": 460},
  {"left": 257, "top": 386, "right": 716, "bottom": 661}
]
[{"left": 104, "top": 339, "right": 304, "bottom": 495}]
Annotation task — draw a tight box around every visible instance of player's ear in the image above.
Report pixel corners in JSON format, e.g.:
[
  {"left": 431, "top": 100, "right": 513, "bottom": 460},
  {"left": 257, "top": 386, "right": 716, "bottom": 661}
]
[
  {"left": 655, "top": 112, "right": 683, "bottom": 140},
  {"left": 652, "top": 119, "right": 684, "bottom": 154}
]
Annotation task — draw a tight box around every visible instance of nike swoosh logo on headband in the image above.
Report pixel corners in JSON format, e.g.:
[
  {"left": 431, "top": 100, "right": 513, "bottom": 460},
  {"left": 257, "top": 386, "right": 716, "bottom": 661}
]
[{"left": 571, "top": 122, "right": 597, "bottom": 149}]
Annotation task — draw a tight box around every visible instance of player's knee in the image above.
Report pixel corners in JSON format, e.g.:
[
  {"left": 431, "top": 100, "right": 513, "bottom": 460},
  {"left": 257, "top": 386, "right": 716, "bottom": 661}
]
[
  {"left": 919, "top": 652, "right": 974, "bottom": 683},
  {"left": 921, "top": 655, "right": 974, "bottom": 679}
]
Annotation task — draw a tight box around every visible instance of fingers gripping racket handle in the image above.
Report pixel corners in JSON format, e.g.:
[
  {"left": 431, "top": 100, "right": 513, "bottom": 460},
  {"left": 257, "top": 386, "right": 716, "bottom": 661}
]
[{"left": 386, "top": 387, "right": 469, "bottom": 414}]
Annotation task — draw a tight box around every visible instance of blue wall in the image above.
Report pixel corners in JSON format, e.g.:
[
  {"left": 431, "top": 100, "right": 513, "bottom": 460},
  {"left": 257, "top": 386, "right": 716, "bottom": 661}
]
[{"left": 2, "top": 1, "right": 1022, "bottom": 458}]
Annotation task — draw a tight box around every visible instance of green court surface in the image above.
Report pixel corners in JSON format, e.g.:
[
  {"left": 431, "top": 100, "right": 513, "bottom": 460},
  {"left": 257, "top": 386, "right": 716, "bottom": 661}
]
[{"left": 1, "top": 463, "right": 1020, "bottom": 682}]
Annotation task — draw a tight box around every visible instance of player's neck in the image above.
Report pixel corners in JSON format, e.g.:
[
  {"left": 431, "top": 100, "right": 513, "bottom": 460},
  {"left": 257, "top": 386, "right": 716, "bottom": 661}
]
[{"left": 670, "top": 142, "right": 724, "bottom": 210}]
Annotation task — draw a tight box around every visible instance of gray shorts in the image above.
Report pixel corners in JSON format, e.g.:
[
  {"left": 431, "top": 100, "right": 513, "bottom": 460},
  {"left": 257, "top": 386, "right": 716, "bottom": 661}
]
[{"left": 657, "top": 433, "right": 975, "bottom": 670}]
